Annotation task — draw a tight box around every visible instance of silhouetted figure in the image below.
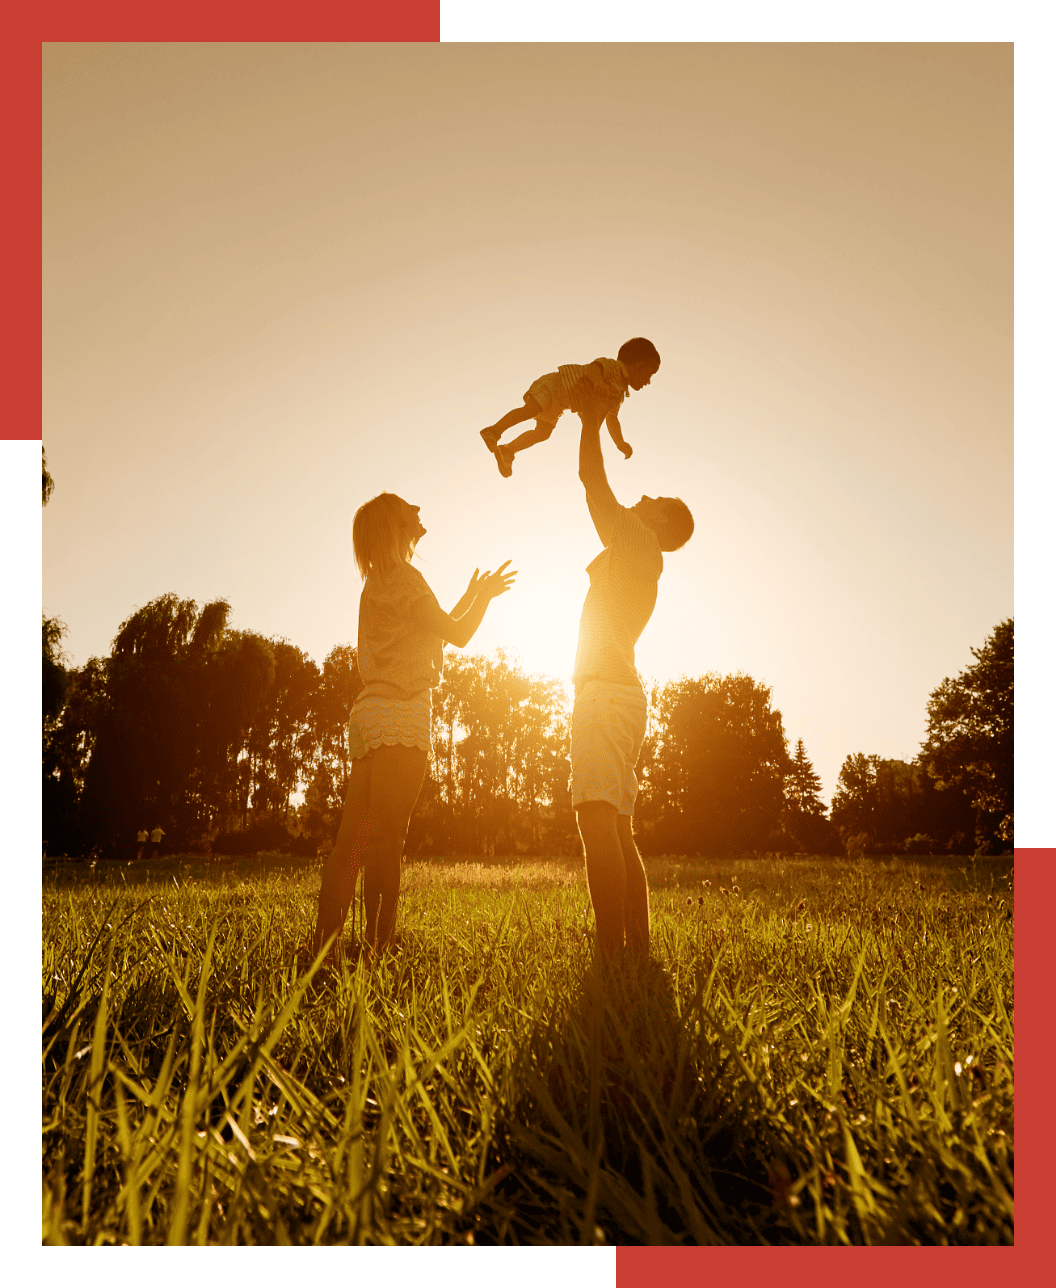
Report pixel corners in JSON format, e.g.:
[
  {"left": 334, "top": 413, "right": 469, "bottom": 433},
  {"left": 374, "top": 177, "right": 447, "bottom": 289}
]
[
  {"left": 570, "top": 387, "right": 694, "bottom": 959},
  {"left": 480, "top": 337, "right": 660, "bottom": 477},
  {"left": 136, "top": 828, "right": 148, "bottom": 861},
  {"left": 149, "top": 825, "right": 165, "bottom": 858},
  {"left": 313, "top": 493, "right": 515, "bottom": 958}
]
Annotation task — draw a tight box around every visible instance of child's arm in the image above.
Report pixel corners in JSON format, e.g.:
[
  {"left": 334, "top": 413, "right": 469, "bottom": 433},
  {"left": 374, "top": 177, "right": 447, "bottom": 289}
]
[{"left": 605, "top": 411, "right": 633, "bottom": 459}]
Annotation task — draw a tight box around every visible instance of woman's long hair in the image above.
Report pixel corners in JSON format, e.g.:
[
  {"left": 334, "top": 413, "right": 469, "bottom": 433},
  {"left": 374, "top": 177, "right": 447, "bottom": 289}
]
[{"left": 351, "top": 493, "right": 416, "bottom": 579}]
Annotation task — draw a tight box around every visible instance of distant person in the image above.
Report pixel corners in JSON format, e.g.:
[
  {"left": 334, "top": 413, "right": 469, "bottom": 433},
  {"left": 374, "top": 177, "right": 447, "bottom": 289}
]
[
  {"left": 313, "top": 493, "right": 516, "bottom": 959},
  {"left": 569, "top": 386, "right": 694, "bottom": 959},
  {"left": 480, "top": 337, "right": 660, "bottom": 478},
  {"left": 136, "top": 828, "right": 148, "bottom": 861},
  {"left": 149, "top": 825, "right": 165, "bottom": 858}
]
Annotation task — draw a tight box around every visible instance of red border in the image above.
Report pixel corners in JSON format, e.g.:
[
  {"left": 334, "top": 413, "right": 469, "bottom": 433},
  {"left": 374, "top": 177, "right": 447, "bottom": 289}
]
[
  {"left": 36, "top": 0, "right": 440, "bottom": 40},
  {"left": 4, "top": 1, "right": 440, "bottom": 442}
]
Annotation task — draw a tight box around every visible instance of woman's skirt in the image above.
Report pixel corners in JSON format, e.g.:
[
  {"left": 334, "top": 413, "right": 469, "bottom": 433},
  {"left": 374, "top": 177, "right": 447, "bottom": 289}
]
[{"left": 348, "top": 689, "right": 432, "bottom": 760}]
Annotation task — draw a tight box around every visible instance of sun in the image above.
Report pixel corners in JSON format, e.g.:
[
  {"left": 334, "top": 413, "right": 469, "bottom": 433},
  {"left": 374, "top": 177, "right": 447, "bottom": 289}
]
[{"left": 478, "top": 578, "right": 582, "bottom": 689}]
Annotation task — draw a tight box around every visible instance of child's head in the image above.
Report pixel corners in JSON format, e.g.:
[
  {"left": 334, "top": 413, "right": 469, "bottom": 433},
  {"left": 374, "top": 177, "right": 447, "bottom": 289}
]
[
  {"left": 634, "top": 494, "right": 695, "bottom": 552},
  {"left": 352, "top": 492, "right": 424, "bottom": 579},
  {"left": 618, "top": 336, "right": 661, "bottom": 390}
]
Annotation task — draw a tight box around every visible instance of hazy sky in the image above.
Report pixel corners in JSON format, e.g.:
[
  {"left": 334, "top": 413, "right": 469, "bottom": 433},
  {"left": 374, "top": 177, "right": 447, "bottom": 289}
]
[{"left": 42, "top": 42, "right": 1012, "bottom": 801}]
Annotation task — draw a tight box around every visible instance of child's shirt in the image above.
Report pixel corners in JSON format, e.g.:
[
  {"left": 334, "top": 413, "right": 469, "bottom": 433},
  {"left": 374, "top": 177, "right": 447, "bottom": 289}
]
[{"left": 555, "top": 357, "right": 630, "bottom": 416}]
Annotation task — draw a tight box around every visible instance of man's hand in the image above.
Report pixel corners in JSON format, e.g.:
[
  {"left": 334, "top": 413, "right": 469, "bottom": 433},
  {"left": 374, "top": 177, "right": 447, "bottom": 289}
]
[{"left": 575, "top": 382, "right": 615, "bottom": 427}]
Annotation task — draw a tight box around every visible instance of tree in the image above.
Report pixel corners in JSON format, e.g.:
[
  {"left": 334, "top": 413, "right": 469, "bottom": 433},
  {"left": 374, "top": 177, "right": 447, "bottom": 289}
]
[
  {"left": 42, "top": 616, "right": 73, "bottom": 854},
  {"left": 421, "top": 650, "right": 573, "bottom": 856},
  {"left": 830, "top": 752, "right": 976, "bottom": 855},
  {"left": 780, "top": 739, "right": 841, "bottom": 853},
  {"left": 786, "top": 740, "right": 825, "bottom": 816},
  {"left": 79, "top": 594, "right": 234, "bottom": 851},
  {"left": 830, "top": 753, "right": 880, "bottom": 849},
  {"left": 42, "top": 446, "right": 54, "bottom": 505},
  {"left": 920, "top": 618, "right": 1013, "bottom": 849},
  {"left": 301, "top": 645, "right": 363, "bottom": 846},
  {"left": 43, "top": 616, "right": 69, "bottom": 724},
  {"left": 195, "top": 628, "right": 277, "bottom": 834},
  {"left": 43, "top": 657, "right": 108, "bottom": 855},
  {"left": 636, "top": 673, "right": 791, "bottom": 855},
  {"left": 241, "top": 639, "right": 320, "bottom": 826}
]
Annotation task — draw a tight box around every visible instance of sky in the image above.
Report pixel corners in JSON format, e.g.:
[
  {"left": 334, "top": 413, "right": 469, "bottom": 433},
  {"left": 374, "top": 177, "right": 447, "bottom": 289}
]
[{"left": 41, "top": 42, "right": 1012, "bottom": 802}]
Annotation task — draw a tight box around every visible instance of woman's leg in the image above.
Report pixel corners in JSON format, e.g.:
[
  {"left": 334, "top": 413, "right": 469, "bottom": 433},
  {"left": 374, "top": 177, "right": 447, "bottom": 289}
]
[
  {"left": 313, "top": 754, "right": 372, "bottom": 955},
  {"left": 363, "top": 742, "right": 429, "bottom": 951}
]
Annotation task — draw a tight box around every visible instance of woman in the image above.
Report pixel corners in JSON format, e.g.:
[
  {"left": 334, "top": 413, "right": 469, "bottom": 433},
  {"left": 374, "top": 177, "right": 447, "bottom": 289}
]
[{"left": 313, "top": 492, "right": 515, "bottom": 956}]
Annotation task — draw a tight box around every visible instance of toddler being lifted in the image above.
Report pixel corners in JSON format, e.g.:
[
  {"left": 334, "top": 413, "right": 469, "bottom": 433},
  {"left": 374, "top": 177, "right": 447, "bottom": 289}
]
[{"left": 480, "top": 336, "right": 660, "bottom": 478}]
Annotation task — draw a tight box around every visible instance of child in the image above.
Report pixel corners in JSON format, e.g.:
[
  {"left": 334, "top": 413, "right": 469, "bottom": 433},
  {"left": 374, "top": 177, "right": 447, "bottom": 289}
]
[{"left": 480, "top": 337, "right": 660, "bottom": 478}]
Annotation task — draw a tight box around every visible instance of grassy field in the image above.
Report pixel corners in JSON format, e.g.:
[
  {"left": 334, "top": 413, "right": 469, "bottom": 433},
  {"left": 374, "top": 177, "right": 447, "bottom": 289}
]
[{"left": 42, "top": 853, "right": 1014, "bottom": 1245}]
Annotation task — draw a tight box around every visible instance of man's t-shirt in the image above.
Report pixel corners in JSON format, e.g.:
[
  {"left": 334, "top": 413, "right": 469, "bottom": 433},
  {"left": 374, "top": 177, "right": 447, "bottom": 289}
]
[{"left": 573, "top": 504, "right": 664, "bottom": 692}]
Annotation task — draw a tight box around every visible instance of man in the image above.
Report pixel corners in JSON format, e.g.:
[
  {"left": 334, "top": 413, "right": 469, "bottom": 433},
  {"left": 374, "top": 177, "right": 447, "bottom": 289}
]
[
  {"left": 149, "top": 824, "right": 165, "bottom": 859},
  {"left": 571, "top": 388, "right": 695, "bottom": 958}
]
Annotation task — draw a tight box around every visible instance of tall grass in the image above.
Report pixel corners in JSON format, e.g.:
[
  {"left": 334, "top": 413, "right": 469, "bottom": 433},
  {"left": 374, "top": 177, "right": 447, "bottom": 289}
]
[{"left": 42, "top": 855, "right": 1013, "bottom": 1244}]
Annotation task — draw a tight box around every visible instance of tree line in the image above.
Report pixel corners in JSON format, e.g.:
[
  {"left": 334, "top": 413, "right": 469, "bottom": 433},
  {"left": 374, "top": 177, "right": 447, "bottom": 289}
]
[{"left": 41, "top": 585, "right": 1013, "bottom": 860}]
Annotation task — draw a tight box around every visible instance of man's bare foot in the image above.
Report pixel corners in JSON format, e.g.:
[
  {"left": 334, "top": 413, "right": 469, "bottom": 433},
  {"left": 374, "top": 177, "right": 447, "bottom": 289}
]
[
  {"left": 494, "top": 445, "right": 514, "bottom": 478},
  {"left": 480, "top": 428, "right": 500, "bottom": 452}
]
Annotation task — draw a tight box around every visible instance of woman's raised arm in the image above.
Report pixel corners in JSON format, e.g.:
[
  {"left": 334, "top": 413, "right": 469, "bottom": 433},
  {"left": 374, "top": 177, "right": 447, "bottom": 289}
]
[{"left": 410, "top": 561, "right": 516, "bottom": 648}]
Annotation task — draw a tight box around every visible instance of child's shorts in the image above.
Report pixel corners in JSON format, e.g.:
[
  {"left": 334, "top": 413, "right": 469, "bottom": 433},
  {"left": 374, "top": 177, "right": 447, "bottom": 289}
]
[
  {"left": 569, "top": 680, "right": 648, "bottom": 816},
  {"left": 524, "top": 370, "right": 572, "bottom": 429},
  {"left": 348, "top": 690, "right": 432, "bottom": 760}
]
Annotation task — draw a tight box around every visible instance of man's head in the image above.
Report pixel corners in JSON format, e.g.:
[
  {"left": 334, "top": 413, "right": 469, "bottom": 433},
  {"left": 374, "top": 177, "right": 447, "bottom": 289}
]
[
  {"left": 618, "top": 337, "right": 661, "bottom": 391},
  {"left": 633, "top": 494, "right": 695, "bottom": 552}
]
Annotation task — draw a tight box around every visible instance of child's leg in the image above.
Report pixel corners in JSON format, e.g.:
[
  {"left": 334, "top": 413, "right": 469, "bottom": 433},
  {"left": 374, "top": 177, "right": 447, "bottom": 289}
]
[
  {"left": 482, "top": 395, "right": 543, "bottom": 445},
  {"left": 493, "top": 419, "right": 555, "bottom": 477},
  {"left": 504, "top": 421, "right": 555, "bottom": 457}
]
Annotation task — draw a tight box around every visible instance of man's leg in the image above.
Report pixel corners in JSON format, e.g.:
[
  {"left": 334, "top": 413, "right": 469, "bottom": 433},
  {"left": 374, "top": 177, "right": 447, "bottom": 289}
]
[
  {"left": 576, "top": 800, "right": 626, "bottom": 958},
  {"left": 616, "top": 814, "right": 650, "bottom": 955}
]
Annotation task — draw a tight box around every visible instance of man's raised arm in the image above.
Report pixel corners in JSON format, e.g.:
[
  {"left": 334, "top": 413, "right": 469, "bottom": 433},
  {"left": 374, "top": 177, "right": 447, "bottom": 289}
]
[{"left": 577, "top": 386, "right": 620, "bottom": 546}]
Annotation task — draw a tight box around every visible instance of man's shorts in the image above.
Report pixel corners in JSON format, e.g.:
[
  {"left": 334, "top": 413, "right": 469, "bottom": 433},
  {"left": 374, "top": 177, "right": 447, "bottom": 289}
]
[{"left": 570, "top": 680, "right": 648, "bottom": 816}]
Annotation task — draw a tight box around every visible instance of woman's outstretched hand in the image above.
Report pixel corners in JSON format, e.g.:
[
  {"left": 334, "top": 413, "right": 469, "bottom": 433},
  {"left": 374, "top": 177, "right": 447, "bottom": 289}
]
[{"left": 476, "top": 560, "right": 517, "bottom": 599}]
